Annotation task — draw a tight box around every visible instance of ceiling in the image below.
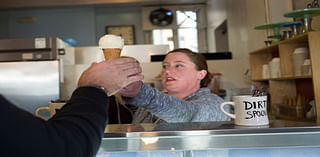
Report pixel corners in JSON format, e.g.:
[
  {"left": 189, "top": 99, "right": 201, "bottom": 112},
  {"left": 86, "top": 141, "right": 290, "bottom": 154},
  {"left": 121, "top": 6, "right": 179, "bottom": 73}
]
[{"left": 0, "top": 0, "right": 207, "bottom": 9}]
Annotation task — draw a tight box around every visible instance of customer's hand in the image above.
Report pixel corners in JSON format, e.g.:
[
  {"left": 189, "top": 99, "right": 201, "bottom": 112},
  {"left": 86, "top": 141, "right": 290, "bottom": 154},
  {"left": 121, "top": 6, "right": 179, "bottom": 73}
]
[
  {"left": 78, "top": 58, "right": 143, "bottom": 95},
  {"left": 119, "top": 81, "right": 143, "bottom": 98}
]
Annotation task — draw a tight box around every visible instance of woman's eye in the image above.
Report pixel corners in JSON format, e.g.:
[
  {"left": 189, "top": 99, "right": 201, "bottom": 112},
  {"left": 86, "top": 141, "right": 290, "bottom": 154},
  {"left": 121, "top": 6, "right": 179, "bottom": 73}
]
[
  {"left": 176, "top": 64, "right": 184, "bottom": 68},
  {"left": 162, "top": 65, "right": 168, "bottom": 69}
]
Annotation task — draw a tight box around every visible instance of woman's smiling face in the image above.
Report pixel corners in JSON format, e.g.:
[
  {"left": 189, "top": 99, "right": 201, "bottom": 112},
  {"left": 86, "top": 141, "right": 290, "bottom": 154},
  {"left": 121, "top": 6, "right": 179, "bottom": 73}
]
[{"left": 161, "top": 52, "right": 206, "bottom": 99}]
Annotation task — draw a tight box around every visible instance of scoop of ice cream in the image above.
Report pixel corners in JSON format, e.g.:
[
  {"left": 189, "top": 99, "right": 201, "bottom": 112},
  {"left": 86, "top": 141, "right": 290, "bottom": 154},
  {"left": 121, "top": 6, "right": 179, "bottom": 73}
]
[{"left": 99, "top": 34, "right": 124, "bottom": 49}]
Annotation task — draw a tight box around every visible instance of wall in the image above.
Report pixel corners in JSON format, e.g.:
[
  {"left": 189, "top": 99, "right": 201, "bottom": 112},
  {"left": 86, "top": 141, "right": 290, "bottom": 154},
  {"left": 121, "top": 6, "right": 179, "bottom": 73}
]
[
  {"left": 95, "top": 6, "right": 143, "bottom": 45},
  {"left": 0, "top": 11, "right": 8, "bottom": 38},
  {"left": 206, "top": 0, "right": 266, "bottom": 58},
  {"left": 205, "top": 0, "right": 268, "bottom": 90},
  {"left": 0, "top": 6, "right": 143, "bottom": 46},
  {"left": 206, "top": 0, "right": 269, "bottom": 90},
  {"left": 206, "top": 0, "right": 297, "bottom": 59},
  {"left": 226, "top": 0, "right": 267, "bottom": 61},
  {"left": 5, "top": 7, "right": 96, "bottom": 46},
  {"left": 268, "top": 0, "right": 293, "bottom": 22},
  {"left": 206, "top": 0, "right": 227, "bottom": 52}
]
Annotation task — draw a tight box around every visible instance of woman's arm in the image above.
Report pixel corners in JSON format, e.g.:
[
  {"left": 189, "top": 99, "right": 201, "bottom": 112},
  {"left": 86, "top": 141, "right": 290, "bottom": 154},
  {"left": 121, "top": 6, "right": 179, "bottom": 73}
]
[{"left": 124, "top": 84, "right": 193, "bottom": 122}]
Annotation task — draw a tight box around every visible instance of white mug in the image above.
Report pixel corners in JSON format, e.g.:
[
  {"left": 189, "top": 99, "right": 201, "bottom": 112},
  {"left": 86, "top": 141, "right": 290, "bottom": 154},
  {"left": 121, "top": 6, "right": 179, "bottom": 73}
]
[
  {"left": 35, "top": 102, "right": 66, "bottom": 120},
  {"left": 220, "top": 95, "right": 269, "bottom": 126}
]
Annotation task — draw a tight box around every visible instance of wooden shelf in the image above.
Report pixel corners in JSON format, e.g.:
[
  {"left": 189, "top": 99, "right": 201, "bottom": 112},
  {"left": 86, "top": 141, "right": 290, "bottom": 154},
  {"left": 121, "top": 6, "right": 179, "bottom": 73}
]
[
  {"left": 250, "top": 33, "right": 308, "bottom": 54},
  {"left": 269, "top": 113, "right": 316, "bottom": 122},
  {"left": 252, "top": 75, "right": 312, "bottom": 81},
  {"left": 250, "top": 32, "right": 320, "bottom": 122}
]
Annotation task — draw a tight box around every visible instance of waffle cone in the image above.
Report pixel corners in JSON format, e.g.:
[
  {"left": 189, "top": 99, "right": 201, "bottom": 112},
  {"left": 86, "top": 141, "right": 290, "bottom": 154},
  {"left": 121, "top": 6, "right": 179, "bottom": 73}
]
[
  {"left": 102, "top": 48, "right": 122, "bottom": 60},
  {"left": 102, "top": 48, "right": 124, "bottom": 103}
]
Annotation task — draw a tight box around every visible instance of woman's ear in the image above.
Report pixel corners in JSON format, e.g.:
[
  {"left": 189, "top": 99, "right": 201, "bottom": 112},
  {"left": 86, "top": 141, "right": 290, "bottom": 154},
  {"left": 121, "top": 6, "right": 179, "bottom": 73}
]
[{"left": 198, "top": 70, "right": 207, "bottom": 80}]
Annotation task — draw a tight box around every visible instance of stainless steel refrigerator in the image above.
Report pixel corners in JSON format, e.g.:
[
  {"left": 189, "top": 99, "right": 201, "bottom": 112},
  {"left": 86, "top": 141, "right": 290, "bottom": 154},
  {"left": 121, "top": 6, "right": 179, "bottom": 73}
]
[{"left": 0, "top": 37, "right": 73, "bottom": 115}]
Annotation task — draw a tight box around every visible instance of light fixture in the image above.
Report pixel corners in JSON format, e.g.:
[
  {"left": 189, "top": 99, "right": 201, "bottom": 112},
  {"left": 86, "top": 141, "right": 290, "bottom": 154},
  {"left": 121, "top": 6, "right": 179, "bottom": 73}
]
[{"left": 149, "top": 7, "right": 173, "bottom": 26}]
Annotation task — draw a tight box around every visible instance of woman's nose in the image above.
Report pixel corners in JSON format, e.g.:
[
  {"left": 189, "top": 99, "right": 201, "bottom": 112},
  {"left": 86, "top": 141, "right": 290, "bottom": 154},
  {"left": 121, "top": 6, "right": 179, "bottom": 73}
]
[{"left": 164, "top": 66, "right": 173, "bottom": 74}]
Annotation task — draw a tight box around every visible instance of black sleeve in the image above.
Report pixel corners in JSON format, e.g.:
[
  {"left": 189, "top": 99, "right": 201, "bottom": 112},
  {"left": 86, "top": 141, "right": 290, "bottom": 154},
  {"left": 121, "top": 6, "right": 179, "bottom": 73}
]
[{"left": 0, "top": 86, "right": 109, "bottom": 157}]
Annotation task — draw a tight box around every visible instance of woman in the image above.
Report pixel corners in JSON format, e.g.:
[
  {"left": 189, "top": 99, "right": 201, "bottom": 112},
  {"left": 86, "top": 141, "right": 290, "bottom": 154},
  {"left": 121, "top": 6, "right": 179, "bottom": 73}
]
[{"left": 120, "top": 48, "right": 230, "bottom": 123}]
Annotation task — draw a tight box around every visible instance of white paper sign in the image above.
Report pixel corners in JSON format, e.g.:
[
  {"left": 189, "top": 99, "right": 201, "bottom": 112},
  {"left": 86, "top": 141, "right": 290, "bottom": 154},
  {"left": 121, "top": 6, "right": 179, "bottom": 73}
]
[{"left": 35, "top": 38, "right": 46, "bottom": 48}]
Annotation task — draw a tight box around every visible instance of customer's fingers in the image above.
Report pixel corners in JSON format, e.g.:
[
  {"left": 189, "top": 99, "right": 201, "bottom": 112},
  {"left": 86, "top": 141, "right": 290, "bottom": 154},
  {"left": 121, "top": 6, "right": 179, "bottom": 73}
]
[
  {"left": 110, "top": 57, "right": 137, "bottom": 65},
  {"left": 124, "top": 67, "right": 142, "bottom": 77},
  {"left": 116, "top": 62, "right": 140, "bottom": 71},
  {"left": 126, "top": 74, "right": 144, "bottom": 85}
]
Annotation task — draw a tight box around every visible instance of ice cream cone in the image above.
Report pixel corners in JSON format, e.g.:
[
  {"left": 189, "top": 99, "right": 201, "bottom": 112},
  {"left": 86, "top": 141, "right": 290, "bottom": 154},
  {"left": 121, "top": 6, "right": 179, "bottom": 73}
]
[
  {"left": 102, "top": 48, "right": 122, "bottom": 60},
  {"left": 99, "top": 34, "right": 125, "bottom": 98},
  {"left": 99, "top": 34, "right": 124, "bottom": 60},
  {"left": 102, "top": 48, "right": 124, "bottom": 104}
]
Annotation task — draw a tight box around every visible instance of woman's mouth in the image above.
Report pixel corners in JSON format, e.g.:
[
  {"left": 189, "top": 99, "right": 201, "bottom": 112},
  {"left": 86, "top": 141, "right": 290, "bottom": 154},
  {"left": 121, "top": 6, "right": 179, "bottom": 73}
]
[{"left": 166, "top": 77, "right": 176, "bottom": 82}]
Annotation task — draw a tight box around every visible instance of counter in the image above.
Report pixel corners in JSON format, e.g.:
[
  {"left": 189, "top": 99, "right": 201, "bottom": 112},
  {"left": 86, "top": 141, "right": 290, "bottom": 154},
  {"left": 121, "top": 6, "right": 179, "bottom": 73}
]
[{"left": 99, "top": 120, "right": 320, "bottom": 156}]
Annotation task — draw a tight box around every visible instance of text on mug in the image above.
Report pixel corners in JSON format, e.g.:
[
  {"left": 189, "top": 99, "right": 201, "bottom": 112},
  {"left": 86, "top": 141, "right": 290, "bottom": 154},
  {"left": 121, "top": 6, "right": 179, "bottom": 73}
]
[{"left": 243, "top": 100, "right": 267, "bottom": 119}]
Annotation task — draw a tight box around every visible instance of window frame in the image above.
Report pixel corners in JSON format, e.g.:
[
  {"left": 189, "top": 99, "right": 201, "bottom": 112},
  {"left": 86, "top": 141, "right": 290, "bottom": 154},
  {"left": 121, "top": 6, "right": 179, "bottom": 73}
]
[{"left": 142, "top": 5, "right": 207, "bottom": 52}]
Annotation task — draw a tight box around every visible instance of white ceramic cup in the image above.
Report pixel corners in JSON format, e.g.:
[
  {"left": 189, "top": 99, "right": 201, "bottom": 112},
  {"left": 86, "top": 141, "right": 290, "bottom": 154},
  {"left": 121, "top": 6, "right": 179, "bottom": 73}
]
[
  {"left": 220, "top": 95, "right": 269, "bottom": 126},
  {"left": 262, "top": 64, "right": 270, "bottom": 79},
  {"left": 292, "top": 47, "right": 308, "bottom": 76},
  {"left": 301, "top": 59, "right": 312, "bottom": 75},
  {"left": 269, "top": 57, "right": 281, "bottom": 78},
  {"left": 35, "top": 102, "right": 66, "bottom": 120}
]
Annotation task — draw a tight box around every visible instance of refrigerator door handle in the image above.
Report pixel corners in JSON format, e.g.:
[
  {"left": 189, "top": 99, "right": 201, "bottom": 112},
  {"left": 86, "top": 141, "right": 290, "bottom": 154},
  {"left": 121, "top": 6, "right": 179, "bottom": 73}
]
[
  {"left": 58, "top": 48, "right": 66, "bottom": 55},
  {"left": 59, "top": 59, "right": 64, "bottom": 83}
]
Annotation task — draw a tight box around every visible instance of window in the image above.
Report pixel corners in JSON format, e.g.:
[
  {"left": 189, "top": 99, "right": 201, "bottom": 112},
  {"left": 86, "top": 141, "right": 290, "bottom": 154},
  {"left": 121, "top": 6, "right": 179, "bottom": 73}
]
[
  {"left": 143, "top": 5, "right": 207, "bottom": 52},
  {"left": 152, "top": 29, "right": 174, "bottom": 50},
  {"left": 176, "top": 10, "right": 198, "bottom": 52}
]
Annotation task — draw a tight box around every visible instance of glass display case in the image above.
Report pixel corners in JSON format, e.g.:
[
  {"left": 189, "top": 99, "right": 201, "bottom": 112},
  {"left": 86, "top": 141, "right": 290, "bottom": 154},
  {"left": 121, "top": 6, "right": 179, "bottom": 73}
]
[{"left": 98, "top": 120, "right": 320, "bottom": 157}]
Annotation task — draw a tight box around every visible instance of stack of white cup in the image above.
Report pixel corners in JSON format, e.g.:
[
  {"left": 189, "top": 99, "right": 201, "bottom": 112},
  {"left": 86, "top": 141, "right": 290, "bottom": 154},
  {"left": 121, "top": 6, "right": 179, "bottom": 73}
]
[
  {"left": 262, "top": 64, "right": 270, "bottom": 79},
  {"left": 302, "top": 59, "right": 312, "bottom": 75},
  {"left": 292, "top": 47, "right": 309, "bottom": 76},
  {"left": 269, "top": 57, "right": 281, "bottom": 78}
]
